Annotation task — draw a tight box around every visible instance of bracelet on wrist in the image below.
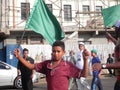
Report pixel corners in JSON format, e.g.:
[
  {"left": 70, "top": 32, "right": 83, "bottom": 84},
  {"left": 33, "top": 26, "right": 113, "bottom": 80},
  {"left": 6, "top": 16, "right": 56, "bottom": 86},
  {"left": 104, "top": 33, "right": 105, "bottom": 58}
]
[{"left": 102, "top": 64, "right": 106, "bottom": 69}]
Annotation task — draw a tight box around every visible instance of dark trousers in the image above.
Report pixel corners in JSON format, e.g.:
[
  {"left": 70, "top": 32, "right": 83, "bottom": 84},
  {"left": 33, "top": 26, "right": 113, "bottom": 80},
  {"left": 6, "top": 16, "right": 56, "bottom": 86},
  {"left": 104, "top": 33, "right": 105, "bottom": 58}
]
[
  {"left": 91, "top": 77, "right": 103, "bottom": 90},
  {"left": 108, "top": 69, "right": 113, "bottom": 75},
  {"left": 114, "top": 80, "right": 120, "bottom": 90},
  {"left": 22, "top": 77, "right": 33, "bottom": 90}
]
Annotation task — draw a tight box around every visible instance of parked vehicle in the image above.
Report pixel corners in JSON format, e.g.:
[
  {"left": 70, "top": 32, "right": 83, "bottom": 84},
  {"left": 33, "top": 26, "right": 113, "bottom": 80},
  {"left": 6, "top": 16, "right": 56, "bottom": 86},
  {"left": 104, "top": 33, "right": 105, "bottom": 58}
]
[{"left": 0, "top": 61, "right": 39, "bottom": 89}]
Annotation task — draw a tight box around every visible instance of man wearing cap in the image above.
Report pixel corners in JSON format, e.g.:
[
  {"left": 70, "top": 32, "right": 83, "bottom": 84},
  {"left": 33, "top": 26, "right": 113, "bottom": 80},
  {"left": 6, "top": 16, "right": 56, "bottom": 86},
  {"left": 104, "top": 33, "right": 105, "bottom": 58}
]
[
  {"left": 75, "top": 42, "right": 90, "bottom": 90},
  {"left": 93, "top": 20, "right": 120, "bottom": 90},
  {"left": 91, "top": 49, "right": 103, "bottom": 90}
]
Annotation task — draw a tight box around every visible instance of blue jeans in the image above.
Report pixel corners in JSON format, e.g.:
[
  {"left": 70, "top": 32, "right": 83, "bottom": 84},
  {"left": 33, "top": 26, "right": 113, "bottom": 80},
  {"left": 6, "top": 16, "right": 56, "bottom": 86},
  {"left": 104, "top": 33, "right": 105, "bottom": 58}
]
[{"left": 91, "top": 77, "right": 103, "bottom": 90}]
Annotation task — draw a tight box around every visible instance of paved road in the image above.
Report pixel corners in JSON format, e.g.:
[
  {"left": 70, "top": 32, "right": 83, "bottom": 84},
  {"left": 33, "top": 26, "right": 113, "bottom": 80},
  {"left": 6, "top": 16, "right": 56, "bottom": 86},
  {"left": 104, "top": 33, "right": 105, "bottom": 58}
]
[{"left": 0, "top": 75, "right": 116, "bottom": 90}]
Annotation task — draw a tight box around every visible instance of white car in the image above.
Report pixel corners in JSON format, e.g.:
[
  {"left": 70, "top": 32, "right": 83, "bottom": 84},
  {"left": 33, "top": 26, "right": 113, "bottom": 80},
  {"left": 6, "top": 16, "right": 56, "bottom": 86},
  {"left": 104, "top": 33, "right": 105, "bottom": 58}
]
[{"left": 0, "top": 61, "right": 39, "bottom": 88}]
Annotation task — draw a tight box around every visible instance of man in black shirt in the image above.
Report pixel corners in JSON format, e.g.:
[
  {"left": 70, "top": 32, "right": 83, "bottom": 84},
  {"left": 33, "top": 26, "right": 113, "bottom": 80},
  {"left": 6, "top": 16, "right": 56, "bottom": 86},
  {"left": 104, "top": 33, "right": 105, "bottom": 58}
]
[
  {"left": 106, "top": 54, "right": 113, "bottom": 75},
  {"left": 17, "top": 48, "right": 34, "bottom": 90}
]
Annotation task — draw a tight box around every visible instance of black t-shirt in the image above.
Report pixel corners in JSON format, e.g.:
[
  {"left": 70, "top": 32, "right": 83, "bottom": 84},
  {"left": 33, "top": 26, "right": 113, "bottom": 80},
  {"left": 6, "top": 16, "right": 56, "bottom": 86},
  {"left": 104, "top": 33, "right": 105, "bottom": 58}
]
[
  {"left": 17, "top": 57, "right": 34, "bottom": 78},
  {"left": 107, "top": 57, "right": 113, "bottom": 64}
]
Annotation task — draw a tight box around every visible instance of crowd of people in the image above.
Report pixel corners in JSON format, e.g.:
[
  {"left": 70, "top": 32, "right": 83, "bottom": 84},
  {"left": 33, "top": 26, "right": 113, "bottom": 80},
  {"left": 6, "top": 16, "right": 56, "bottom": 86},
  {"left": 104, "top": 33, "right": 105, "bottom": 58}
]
[
  {"left": 15, "top": 41, "right": 89, "bottom": 90},
  {"left": 14, "top": 20, "right": 120, "bottom": 90},
  {"left": 15, "top": 41, "right": 108, "bottom": 90},
  {"left": 67, "top": 44, "right": 106, "bottom": 90}
]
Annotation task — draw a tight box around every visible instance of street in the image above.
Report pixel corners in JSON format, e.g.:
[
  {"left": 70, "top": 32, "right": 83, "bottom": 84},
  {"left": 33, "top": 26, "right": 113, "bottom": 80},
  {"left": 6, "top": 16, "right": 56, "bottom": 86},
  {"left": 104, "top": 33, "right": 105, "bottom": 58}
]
[{"left": 0, "top": 75, "right": 116, "bottom": 90}]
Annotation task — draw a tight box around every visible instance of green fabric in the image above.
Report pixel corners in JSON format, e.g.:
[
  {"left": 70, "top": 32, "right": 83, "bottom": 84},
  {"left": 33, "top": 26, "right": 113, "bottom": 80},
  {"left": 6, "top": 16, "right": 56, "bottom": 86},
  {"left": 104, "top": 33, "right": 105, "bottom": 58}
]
[
  {"left": 25, "top": 0, "right": 65, "bottom": 45},
  {"left": 102, "top": 4, "right": 120, "bottom": 27}
]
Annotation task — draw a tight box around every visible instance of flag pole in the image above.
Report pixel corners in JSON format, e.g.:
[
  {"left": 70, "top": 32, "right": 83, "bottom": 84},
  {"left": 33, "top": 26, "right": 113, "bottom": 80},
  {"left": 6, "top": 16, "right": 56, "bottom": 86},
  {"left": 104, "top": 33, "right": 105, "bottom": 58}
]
[
  {"left": 17, "top": 28, "right": 26, "bottom": 48},
  {"left": 105, "top": 26, "right": 107, "bottom": 32},
  {"left": 17, "top": 2, "right": 30, "bottom": 48}
]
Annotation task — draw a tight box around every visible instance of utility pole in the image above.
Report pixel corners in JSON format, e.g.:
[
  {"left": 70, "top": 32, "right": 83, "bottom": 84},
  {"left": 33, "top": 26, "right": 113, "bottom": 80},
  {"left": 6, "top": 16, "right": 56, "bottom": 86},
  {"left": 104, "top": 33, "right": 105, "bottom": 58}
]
[{"left": 12, "top": 0, "right": 15, "bottom": 28}]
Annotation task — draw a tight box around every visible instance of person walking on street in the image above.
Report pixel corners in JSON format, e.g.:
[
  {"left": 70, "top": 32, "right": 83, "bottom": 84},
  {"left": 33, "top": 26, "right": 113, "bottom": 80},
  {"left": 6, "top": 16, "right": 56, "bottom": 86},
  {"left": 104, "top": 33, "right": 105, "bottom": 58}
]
[
  {"left": 106, "top": 54, "right": 113, "bottom": 76},
  {"left": 17, "top": 48, "right": 34, "bottom": 90},
  {"left": 76, "top": 42, "right": 90, "bottom": 90},
  {"left": 14, "top": 40, "right": 89, "bottom": 90},
  {"left": 68, "top": 50, "right": 77, "bottom": 90},
  {"left": 91, "top": 49, "right": 103, "bottom": 90}
]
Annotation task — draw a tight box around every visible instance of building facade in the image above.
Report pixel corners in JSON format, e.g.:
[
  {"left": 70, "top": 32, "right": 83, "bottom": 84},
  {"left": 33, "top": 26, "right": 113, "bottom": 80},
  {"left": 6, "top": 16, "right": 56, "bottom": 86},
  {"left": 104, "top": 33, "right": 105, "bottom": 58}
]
[{"left": 0, "top": 0, "right": 119, "bottom": 52}]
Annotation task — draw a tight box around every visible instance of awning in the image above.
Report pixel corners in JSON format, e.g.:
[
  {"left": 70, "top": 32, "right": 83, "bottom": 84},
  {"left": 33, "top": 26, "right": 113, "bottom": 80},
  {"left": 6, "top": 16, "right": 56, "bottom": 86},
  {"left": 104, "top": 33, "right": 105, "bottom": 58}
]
[{"left": 0, "top": 32, "right": 9, "bottom": 42}]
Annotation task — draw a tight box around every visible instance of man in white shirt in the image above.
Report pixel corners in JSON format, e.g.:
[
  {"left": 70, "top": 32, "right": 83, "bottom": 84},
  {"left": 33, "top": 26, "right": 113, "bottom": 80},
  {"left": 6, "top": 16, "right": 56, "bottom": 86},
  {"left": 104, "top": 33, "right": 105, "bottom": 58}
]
[{"left": 76, "top": 42, "right": 90, "bottom": 90}]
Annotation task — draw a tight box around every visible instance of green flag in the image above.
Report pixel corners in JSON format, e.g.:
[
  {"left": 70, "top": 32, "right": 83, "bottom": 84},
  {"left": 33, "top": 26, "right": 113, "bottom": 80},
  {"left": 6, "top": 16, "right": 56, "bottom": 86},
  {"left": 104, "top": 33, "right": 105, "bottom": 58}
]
[
  {"left": 25, "top": 0, "right": 65, "bottom": 45},
  {"left": 102, "top": 4, "right": 120, "bottom": 27}
]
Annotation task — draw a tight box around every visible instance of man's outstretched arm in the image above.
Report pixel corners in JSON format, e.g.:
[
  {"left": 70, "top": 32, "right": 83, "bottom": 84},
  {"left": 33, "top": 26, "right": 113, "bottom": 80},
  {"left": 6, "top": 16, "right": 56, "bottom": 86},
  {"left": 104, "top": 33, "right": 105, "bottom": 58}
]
[{"left": 93, "top": 62, "right": 120, "bottom": 71}]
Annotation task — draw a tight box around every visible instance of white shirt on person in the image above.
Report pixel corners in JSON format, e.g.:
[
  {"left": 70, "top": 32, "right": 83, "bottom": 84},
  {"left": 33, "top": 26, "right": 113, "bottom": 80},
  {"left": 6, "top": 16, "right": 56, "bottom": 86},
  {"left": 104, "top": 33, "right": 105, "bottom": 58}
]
[{"left": 76, "top": 50, "right": 84, "bottom": 70}]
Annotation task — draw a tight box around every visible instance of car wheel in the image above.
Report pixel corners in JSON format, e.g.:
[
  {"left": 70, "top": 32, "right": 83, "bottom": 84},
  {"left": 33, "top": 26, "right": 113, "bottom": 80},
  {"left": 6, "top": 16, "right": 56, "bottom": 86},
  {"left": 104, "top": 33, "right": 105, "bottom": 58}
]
[{"left": 14, "top": 75, "right": 22, "bottom": 89}]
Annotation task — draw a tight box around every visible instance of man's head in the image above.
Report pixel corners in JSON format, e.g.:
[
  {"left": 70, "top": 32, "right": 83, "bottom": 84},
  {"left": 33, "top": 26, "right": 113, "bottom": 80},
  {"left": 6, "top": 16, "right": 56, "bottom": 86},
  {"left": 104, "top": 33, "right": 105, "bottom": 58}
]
[
  {"left": 69, "top": 50, "right": 75, "bottom": 56},
  {"left": 51, "top": 40, "right": 65, "bottom": 61},
  {"left": 78, "top": 42, "right": 85, "bottom": 50},
  {"left": 23, "top": 48, "right": 29, "bottom": 58},
  {"left": 91, "top": 49, "right": 97, "bottom": 57},
  {"left": 108, "top": 54, "right": 112, "bottom": 57},
  {"left": 52, "top": 40, "right": 65, "bottom": 51}
]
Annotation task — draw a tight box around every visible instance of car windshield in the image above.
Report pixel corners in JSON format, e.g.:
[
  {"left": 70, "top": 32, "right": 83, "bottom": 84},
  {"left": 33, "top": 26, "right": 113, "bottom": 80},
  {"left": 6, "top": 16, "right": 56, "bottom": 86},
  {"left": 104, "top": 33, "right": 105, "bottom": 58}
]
[{"left": 0, "top": 62, "right": 10, "bottom": 69}]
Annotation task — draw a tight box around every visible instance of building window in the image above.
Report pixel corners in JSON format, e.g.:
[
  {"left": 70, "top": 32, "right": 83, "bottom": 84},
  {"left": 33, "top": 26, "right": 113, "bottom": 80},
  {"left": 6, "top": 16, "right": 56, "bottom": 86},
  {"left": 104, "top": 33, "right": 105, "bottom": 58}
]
[
  {"left": 47, "top": 4, "right": 52, "bottom": 13},
  {"left": 21, "top": 3, "right": 30, "bottom": 20},
  {"left": 96, "top": 6, "right": 102, "bottom": 12},
  {"left": 64, "top": 5, "right": 72, "bottom": 21},
  {"left": 16, "top": 37, "right": 28, "bottom": 44},
  {"left": 30, "top": 36, "right": 44, "bottom": 44},
  {"left": 96, "top": 6, "right": 102, "bottom": 15},
  {"left": 83, "top": 5, "right": 90, "bottom": 14}
]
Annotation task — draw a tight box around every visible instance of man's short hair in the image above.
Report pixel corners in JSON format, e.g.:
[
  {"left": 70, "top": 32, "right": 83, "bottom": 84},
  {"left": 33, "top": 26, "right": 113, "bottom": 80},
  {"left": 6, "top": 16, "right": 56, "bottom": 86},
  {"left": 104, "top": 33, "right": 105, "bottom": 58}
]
[
  {"left": 52, "top": 40, "right": 65, "bottom": 51},
  {"left": 23, "top": 48, "right": 29, "bottom": 52}
]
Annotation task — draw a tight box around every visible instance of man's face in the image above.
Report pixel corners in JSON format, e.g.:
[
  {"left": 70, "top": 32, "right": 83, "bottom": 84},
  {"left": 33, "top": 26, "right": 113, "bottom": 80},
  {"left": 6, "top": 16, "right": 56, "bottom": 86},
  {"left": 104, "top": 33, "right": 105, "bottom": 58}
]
[
  {"left": 23, "top": 51, "right": 28, "bottom": 58},
  {"left": 91, "top": 52, "right": 96, "bottom": 57},
  {"left": 51, "top": 46, "right": 65, "bottom": 61},
  {"left": 79, "top": 44, "right": 84, "bottom": 50}
]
